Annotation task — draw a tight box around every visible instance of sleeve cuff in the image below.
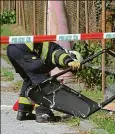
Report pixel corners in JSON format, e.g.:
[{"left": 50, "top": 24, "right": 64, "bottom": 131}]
[{"left": 63, "top": 56, "right": 73, "bottom": 66}]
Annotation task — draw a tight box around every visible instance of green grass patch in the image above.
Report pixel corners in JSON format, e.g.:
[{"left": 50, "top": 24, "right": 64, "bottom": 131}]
[
  {"left": 1, "top": 24, "right": 13, "bottom": 50},
  {"left": 1, "top": 24, "right": 28, "bottom": 49},
  {"left": 66, "top": 117, "right": 80, "bottom": 127},
  {"left": 89, "top": 110, "right": 115, "bottom": 134},
  {"left": 67, "top": 90, "right": 115, "bottom": 134},
  {"left": 12, "top": 80, "right": 22, "bottom": 92},
  {"left": 81, "top": 89, "right": 103, "bottom": 102},
  {"left": 1, "top": 24, "right": 28, "bottom": 64},
  {"left": 1, "top": 53, "right": 12, "bottom": 65},
  {"left": 1, "top": 24, "right": 16, "bottom": 65},
  {"left": 1, "top": 24, "right": 13, "bottom": 36},
  {"left": 1, "top": 68, "right": 14, "bottom": 81}
]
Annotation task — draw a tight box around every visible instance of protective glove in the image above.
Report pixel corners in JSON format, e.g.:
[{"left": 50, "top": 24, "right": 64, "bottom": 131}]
[{"left": 68, "top": 61, "right": 81, "bottom": 71}]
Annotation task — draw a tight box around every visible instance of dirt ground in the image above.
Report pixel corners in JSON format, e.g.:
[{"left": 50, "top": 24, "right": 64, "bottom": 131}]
[
  {"left": 1, "top": 80, "right": 21, "bottom": 93},
  {"left": 1, "top": 86, "right": 19, "bottom": 92}
]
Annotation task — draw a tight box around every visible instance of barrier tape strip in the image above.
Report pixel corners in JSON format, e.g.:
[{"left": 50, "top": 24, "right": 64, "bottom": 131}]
[{"left": 0, "top": 32, "right": 115, "bottom": 44}]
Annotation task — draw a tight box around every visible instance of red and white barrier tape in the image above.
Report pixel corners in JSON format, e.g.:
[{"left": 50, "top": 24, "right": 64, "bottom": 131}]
[{"left": 0, "top": 32, "right": 115, "bottom": 44}]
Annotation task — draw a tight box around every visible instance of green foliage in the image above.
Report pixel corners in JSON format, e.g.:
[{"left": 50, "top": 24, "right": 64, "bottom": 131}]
[
  {"left": 0, "top": 10, "right": 16, "bottom": 24},
  {"left": 106, "top": 75, "right": 115, "bottom": 85},
  {"left": 73, "top": 42, "right": 101, "bottom": 89},
  {"left": 95, "top": 0, "right": 114, "bottom": 26},
  {"left": 73, "top": 42, "right": 114, "bottom": 89}
]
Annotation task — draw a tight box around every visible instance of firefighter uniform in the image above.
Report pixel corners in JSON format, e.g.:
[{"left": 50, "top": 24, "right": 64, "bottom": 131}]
[{"left": 7, "top": 41, "right": 80, "bottom": 121}]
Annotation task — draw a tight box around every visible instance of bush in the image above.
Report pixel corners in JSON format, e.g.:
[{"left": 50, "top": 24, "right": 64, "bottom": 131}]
[
  {"left": 0, "top": 10, "right": 16, "bottom": 24},
  {"left": 73, "top": 41, "right": 115, "bottom": 89}
]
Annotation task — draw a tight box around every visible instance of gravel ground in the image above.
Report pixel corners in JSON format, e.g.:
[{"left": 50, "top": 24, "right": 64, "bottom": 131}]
[{"left": 1, "top": 91, "right": 79, "bottom": 134}]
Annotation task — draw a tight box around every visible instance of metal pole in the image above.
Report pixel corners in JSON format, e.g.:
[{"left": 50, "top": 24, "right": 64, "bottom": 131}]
[{"left": 102, "top": 0, "right": 106, "bottom": 95}]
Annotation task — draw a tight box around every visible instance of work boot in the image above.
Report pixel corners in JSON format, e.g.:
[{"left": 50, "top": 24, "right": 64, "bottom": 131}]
[
  {"left": 17, "top": 111, "right": 26, "bottom": 121},
  {"left": 35, "top": 106, "right": 61, "bottom": 123},
  {"left": 17, "top": 111, "right": 35, "bottom": 121}
]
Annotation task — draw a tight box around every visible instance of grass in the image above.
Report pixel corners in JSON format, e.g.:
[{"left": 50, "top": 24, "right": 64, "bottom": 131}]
[
  {"left": 1, "top": 24, "right": 14, "bottom": 65},
  {"left": 1, "top": 24, "right": 13, "bottom": 36},
  {"left": 89, "top": 110, "right": 115, "bottom": 134},
  {"left": 1, "top": 24, "right": 28, "bottom": 50},
  {"left": 1, "top": 24, "right": 13, "bottom": 50},
  {"left": 1, "top": 24, "right": 28, "bottom": 65},
  {"left": 1, "top": 52, "right": 12, "bottom": 65},
  {"left": 67, "top": 90, "right": 115, "bottom": 134},
  {"left": 1, "top": 68, "right": 14, "bottom": 81},
  {"left": 1, "top": 25, "right": 16, "bottom": 81},
  {"left": 66, "top": 117, "right": 80, "bottom": 126},
  {"left": 81, "top": 89, "right": 103, "bottom": 102},
  {"left": 12, "top": 80, "right": 22, "bottom": 92}
]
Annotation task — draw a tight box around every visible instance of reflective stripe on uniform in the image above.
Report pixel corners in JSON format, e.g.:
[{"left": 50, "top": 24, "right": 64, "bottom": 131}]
[
  {"left": 59, "top": 53, "right": 69, "bottom": 66},
  {"left": 25, "top": 43, "right": 33, "bottom": 51},
  {"left": 40, "top": 42, "right": 49, "bottom": 61},
  {"left": 52, "top": 50, "right": 59, "bottom": 65},
  {"left": 32, "top": 56, "right": 36, "bottom": 59},
  {"left": 19, "top": 97, "right": 33, "bottom": 105},
  {"left": 34, "top": 104, "right": 39, "bottom": 108}
]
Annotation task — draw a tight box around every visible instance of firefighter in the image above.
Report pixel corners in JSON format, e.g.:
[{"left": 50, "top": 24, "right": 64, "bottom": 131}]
[{"left": 7, "top": 41, "right": 81, "bottom": 122}]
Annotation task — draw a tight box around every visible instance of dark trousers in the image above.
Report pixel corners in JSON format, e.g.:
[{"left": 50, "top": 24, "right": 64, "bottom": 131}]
[
  {"left": 7, "top": 44, "right": 50, "bottom": 112},
  {"left": 7, "top": 44, "right": 49, "bottom": 96},
  {"left": 7, "top": 45, "right": 32, "bottom": 97},
  {"left": 7, "top": 44, "right": 49, "bottom": 112}
]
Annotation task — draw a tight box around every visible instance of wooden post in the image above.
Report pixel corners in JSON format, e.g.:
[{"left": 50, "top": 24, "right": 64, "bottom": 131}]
[
  {"left": 47, "top": 0, "right": 51, "bottom": 35},
  {"left": 1, "top": 0, "right": 4, "bottom": 13},
  {"left": 45, "top": 0, "right": 48, "bottom": 35},
  {"left": 85, "top": 0, "right": 89, "bottom": 44},
  {"left": 18, "top": 1, "right": 21, "bottom": 26},
  {"left": 33, "top": 0, "right": 36, "bottom": 35},
  {"left": 102, "top": 0, "right": 106, "bottom": 95},
  {"left": 8, "top": 0, "right": 11, "bottom": 11},
  {"left": 21, "top": 1, "right": 25, "bottom": 31},
  {"left": 85, "top": 0, "right": 89, "bottom": 33},
  {"left": 14, "top": 0, "right": 16, "bottom": 11},
  {"left": 16, "top": 1, "right": 19, "bottom": 25},
  {"left": 77, "top": 0, "right": 80, "bottom": 33}
]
